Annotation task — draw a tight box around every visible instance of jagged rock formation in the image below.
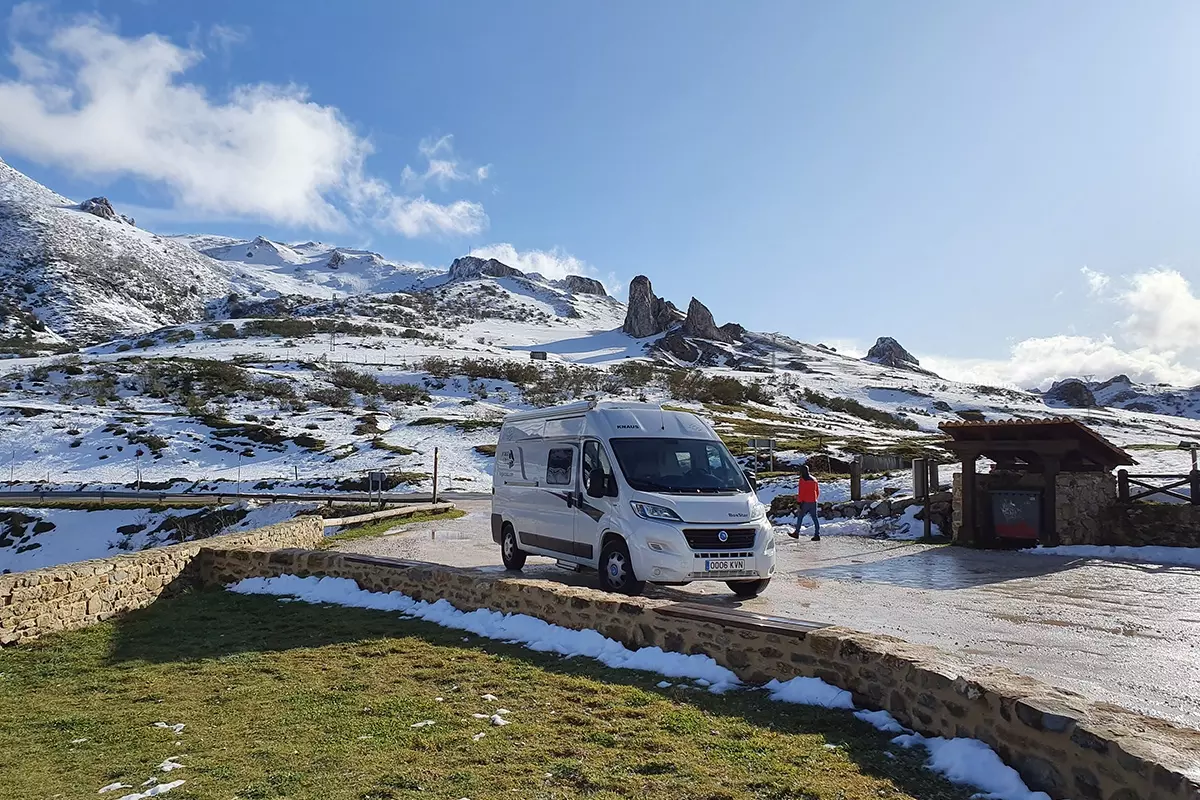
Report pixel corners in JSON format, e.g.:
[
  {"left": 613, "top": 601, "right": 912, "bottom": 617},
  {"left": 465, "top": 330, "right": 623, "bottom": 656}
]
[
  {"left": 448, "top": 256, "right": 524, "bottom": 281},
  {"left": 79, "top": 197, "right": 134, "bottom": 225},
  {"left": 622, "top": 275, "right": 681, "bottom": 338},
  {"left": 680, "top": 297, "right": 735, "bottom": 343},
  {"left": 865, "top": 337, "right": 920, "bottom": 370},
  {"left": 1044, "top": 379, "right": 1099, "bottom": 409},
  {"left": 563, "top": 275, "right": 607, "bottom": 297},
  {"left": 327, "top": 250, "right": 346, "bottom": 270}
]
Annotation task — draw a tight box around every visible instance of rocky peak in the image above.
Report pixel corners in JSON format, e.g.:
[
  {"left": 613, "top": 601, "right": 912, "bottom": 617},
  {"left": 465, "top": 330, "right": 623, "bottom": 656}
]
[
  {"left": 79, "top": 197, "right": 134, "bottom": 226},
  {"left": 327, "top": 250, "right": 346, "bottom": 270},
  {"left": 448, "top": 256, "right": 524, "bottom": 281},
  {"left": 562, "top": 275, "right": 607, "bottom": 297},
  {"left": 865, "top": 337, "right": 920, "bottom": 369},
  {"left": 680, "top": 297, "right": 736, "bottom": 343},
  {"left": 622, "top": 275, "right": 681, "bottom": 338},
  {"left": 1044, "top": 378, "right": 1099, "bottom": 409}
]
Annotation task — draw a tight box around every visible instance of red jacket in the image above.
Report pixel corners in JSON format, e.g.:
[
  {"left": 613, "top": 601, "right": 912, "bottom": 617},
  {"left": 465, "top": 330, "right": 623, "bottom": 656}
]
[{"left": 797, "top": 478, "right": 820, "bottom": 503}]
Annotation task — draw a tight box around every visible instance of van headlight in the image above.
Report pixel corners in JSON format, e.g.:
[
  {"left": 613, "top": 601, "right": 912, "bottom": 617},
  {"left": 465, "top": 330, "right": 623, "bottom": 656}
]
[
  {"left": 749, "top": 501, "right": 767, "bottom": 521},
  {"left": 630, "top": 501, "right": 683, "bottom": 522}
]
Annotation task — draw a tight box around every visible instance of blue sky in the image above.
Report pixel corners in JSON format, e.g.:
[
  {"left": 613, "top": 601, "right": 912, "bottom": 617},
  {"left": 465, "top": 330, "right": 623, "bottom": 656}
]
[{"left": 4, "top": 1, "right": 1200, "bottom": 387}]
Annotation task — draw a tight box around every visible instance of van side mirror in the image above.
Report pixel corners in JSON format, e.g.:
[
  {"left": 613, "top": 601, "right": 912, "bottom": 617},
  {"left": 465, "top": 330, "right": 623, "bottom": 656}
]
[
  {"left": 586, "top": 469, "right": 607, "bottom": 498},
  {"left": 743, "top": 469, "right": 758, "bottom": 491}
]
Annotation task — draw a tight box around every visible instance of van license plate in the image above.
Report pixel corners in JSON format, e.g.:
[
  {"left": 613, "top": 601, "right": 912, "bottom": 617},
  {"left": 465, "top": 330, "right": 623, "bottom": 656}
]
[{"left": 705, "top": 559, "right": 746, "bottom": 573}]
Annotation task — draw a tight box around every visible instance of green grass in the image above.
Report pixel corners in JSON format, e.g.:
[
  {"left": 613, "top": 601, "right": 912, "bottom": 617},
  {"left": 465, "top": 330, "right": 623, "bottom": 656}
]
[
  {"left": 0, "top": 590, "right": 973, "bottom": 800},
  {"left": 370, "top": 437, "right": 417, "bottom": 455},
  {"left": 321, "top": 508, "right": 466, "bottom": 546}
]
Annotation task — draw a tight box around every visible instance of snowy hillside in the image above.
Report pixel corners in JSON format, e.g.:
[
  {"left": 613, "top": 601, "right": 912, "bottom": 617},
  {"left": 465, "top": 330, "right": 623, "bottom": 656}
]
[
  {"left": 173, "top": 234, "right": 442, "bottom": 297},
  {"left": 1043, "top": 374, "right": 1200, "bottom": 420},
  {"left": 0, "top": 157, "right": 240, "bottom": 349},
  {"left": 4, "top": 156, "right": 1200, "bottom": 504}
]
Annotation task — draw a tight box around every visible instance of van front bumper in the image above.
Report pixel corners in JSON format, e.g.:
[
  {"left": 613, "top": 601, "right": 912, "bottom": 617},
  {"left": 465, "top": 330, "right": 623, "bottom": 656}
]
[{"left": 627, "top": 522, "right": 776, "bottom": 583}]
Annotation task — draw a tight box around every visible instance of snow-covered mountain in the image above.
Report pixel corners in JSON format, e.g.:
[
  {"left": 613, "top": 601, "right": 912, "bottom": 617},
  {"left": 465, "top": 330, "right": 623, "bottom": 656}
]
[
  {"left": 1044, "top": 375, "right": 1200, "bottom": 419},
  {"left": 0, "top": 157, "right": 239, "bottom": 349},
  {"left": 5, "top": 154, "right": 1200, "bottom": 507},
  {"left": 172, "top": 234, "right": 441, "bottom": 297}
]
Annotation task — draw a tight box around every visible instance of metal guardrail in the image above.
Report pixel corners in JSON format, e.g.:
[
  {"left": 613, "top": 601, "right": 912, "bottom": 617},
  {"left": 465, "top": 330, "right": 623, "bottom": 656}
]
[{"left": 0, "top": 489, "right": 489, "bottom": 506}]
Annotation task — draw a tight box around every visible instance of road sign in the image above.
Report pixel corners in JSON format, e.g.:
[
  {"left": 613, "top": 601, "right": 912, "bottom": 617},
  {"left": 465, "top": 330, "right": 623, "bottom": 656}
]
[{"left": 747, "top": 438, "right": 776, "bottom": 448}]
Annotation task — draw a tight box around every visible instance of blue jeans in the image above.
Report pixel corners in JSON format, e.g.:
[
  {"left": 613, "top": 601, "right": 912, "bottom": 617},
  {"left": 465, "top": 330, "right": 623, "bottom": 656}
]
[{"left": 795, "top": 502, "right": 820, "bottom": 537}]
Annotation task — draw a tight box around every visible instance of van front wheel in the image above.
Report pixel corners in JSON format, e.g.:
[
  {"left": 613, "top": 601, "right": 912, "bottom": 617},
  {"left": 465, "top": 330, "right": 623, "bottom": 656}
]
[
  {"left": 728, "top": 578, "right": 770, "bottom": 597},
  {"left": 598, "top": 538, "right": 645, "bottom": 596},
  {"left": 501, "top": 524, "right": 526, "bottom": 571}
]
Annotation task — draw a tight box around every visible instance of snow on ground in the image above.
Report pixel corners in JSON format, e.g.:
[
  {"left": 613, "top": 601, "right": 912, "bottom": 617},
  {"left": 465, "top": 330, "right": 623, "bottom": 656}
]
[
  {"left": 1023, "top": 544, "right": 1200, "bottom": 569},
  {"left": 230, "top": 573, "right": 1050, "bottom": 800},
  {"left": 229, "top": 574, "right": 742, "bottom": 691},
  {"left": 0, "top": 501, "right": 314, "bottom": 572}
]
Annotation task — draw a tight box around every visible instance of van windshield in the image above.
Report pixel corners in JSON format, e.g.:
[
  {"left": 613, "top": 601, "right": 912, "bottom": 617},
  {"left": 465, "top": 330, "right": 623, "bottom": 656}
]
[{"left": 609, "top": 438, "right": 749, "bottom": 494}]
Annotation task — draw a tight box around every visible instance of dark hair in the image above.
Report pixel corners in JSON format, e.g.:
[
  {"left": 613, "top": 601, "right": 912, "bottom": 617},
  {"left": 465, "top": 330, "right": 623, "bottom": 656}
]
[{"left": 799, "top": 464, "right": 812, "bottom": 481}]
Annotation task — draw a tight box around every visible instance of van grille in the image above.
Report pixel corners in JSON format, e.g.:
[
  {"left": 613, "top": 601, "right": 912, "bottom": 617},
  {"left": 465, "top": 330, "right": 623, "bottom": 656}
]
[{"left": 682, "top": 528, "right": 756, "bottom": 550}]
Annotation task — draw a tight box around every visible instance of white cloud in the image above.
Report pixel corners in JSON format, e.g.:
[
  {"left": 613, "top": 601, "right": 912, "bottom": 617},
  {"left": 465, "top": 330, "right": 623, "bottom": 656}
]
[
  {"left": 388, "top": 197, "right": 487, "bottom": 238},
  {"left": 927, "top": 267, "right": 1200, "bottom": 389},
  {"left": 206, "top": 23, "right": 248, "bottom": 55},
  {"left": 0, "top": 10, "right": 485, "bottom": 237},
  {"left": 470, "top": 243, "right": 617, "bottom": 291},
  {"left": 402, "top": 134, "right": 488, "bottom": 191},
  {"left": 1118, "top": 269, "right": 1200, "bottom": 351},
  {"left": 1081, "top": 266, "right": 1110, "bottom": 295}
]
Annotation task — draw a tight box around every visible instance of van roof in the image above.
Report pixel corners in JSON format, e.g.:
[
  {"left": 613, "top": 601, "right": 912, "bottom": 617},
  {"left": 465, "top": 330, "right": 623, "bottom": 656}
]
[
  {"left": 502, "top": 399, "right": 666, "bottom": 423},
  {"left": 501, "top": 401, "right": 720, "bottom": 442}
]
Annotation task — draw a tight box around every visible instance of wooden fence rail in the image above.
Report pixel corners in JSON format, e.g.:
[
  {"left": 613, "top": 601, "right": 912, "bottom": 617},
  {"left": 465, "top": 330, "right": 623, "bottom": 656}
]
[{"left": 1117, "top": 469, "right": 1200, "bottom": 504}]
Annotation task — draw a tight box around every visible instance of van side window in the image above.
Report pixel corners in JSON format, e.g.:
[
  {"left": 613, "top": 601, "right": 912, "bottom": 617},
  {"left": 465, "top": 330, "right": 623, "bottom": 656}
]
[
  {"left": 583, "top": 440, "right": 616, "bottom": 496},
  {"left": 546, "top": 447, "right": 574, "bottom": 486}
]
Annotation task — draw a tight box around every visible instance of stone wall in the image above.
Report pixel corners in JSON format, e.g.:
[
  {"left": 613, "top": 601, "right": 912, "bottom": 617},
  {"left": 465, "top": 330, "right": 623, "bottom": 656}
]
[
  {"left": 1101, "top": 503, "right": 1200, "bottom": 547},
  {"left": 1055, "top": 471, "right": 1116, "bottom": 545},
  {"left": 0, "top": 517, "right": 323, "bottom": 645},
  {"left": 200, "top": 547, "right": 1200, "bottom": 800}
]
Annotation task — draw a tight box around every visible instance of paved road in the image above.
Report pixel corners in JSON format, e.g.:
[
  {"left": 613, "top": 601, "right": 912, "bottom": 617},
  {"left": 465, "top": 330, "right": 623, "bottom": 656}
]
[{"left": 331, "top": 499, "right": 1200, "bottom": 729}]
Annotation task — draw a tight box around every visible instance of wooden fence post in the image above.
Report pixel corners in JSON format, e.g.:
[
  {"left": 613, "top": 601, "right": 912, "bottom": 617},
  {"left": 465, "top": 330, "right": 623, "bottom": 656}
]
[
  {"left": 850, "top": 457, "right": 862, "bottom": 502},
  {"left": 1191, "top": 470, "right": 1200, "bottom": 506},
  {"left": 432, "top": 447, "right": 440, "bottom": 504},
  {"left": 1117, "top": 469, "right": 1129, "bottom": 502}
]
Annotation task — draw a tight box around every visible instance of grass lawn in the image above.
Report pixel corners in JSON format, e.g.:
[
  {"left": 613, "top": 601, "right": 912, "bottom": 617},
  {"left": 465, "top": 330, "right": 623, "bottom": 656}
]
[
  {"left": 321, "top": 508, "right": 466, "bottom": 547},
  {"left": 0, "top": 589, "right": 975, "bottom": 800}
]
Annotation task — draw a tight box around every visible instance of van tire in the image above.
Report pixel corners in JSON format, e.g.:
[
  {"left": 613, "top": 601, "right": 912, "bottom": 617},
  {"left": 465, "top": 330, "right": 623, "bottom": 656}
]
[
  {"left": 500, "top": 524, "right": 526, "bottom": 571},
  {"left": 727, "top": 578, "right": 770, "bottom": 597},
  {"left": 598, "top": 537, "right": 645, "bottom": 596}
]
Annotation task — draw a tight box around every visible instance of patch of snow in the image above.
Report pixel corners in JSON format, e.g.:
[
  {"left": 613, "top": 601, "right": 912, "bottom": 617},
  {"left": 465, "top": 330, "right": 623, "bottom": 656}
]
[
  {"left": 152, "top": 722, "right": 184, "bottom": 734},
  {"left": 480, "top": 693, "right": 498, "bottom": 701},
  {"left": 116, "top": 780, "right": 185, "bottom": 800},
  {"left": 157, "top": 758, "right": 184, "bottom": 772},
  {"left": 765, "top": 676, "right": 855, "bottom": 709},
  {"left": 656, "top": 681, "right": 672, "bottom": 688},
  {"left": 472, "top": 732, "right": 486, "bottom": 741},
  {"left": 410, "top": 720, "right": 435, "bottom": 728},
  {"left": 1024, "top": 544, "right": 1200, "bottom": 568},
  {"left": 769, "top": 675, "right": 1049, "bottom": 800},
  {"left": 489, "top": 714, "right": 509, "bottom": 726},
  {"left": 228, "top": 574, "right": 742, "bottom": 691},
  {"left": 99, "top": 783, "right": 130, "bottom": 794},
  {"left": 853, "top": 708, "right": 906, "bottom": 733},
  {"left": 893, "top": 734, "right": 1051, "bottom": 800}
]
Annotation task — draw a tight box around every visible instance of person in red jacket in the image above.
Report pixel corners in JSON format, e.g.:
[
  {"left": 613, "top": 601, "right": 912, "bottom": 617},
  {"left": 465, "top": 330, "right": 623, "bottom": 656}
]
[{"left": 791, "top": 463, "right": 821, "bottom": 541}]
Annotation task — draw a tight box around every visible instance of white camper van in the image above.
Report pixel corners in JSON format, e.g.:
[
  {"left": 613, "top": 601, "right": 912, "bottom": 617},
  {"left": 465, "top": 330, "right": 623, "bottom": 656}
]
[{"left": 490, "top": 400, "right": 775, "bottom": 596}]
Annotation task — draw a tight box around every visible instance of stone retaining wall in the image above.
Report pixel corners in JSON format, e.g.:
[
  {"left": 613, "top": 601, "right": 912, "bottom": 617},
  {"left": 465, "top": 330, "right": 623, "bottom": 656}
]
[
  {"left": 1102, "top": 503, "right": 1200, "bottom": 548},
  {"left": 200, "top": 546, "right": 1200, "bottom": 800},
  {"left": 0, "top": 517, "right": 323, "bottom": 645}
]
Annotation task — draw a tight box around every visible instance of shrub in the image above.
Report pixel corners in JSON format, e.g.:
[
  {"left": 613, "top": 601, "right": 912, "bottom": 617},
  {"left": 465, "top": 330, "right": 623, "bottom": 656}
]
[
  {"left": 379, "top": 382, "right": 429, "bottom": 404},
  {"left": 306, "top": 386, "right": 353, "bottom": 408}
]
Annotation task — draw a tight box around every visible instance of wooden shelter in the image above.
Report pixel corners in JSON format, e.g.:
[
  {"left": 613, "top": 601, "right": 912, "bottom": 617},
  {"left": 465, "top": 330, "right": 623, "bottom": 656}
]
[{"left": 939, "top": 418, "right": 1135, "bottom": 547}]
